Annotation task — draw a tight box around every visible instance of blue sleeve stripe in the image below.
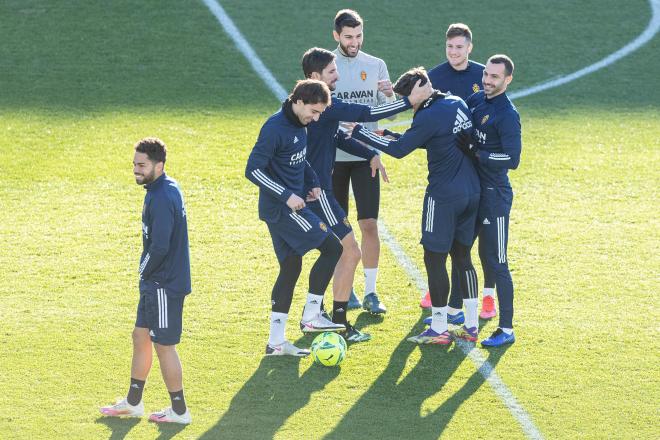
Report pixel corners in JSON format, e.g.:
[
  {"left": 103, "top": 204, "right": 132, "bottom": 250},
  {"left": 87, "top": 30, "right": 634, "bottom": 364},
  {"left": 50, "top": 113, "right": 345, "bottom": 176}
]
[
  {"left": 359, "top": 128, "right": 390, "bottom": 147},
  {"left": 370, "top": 99, "right": 408, "bottom": 115},
  {"left": 252, "top": 169, "right": 284, "bottom": 194}
]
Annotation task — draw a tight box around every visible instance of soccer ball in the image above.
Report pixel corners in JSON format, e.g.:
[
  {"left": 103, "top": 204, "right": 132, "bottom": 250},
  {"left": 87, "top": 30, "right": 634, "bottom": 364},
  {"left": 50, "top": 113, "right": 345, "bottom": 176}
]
[{"left": 311, "top": 332, "right": 347, "bottom": 366}]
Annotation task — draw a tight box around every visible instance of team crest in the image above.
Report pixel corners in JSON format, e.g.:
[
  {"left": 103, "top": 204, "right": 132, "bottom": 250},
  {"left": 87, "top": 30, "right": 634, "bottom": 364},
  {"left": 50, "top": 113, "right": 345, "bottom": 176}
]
[
  {"left": 342, "top": 217, "right": 351, "bottom": 228},
  {"left": 481, "top": 115, "right": 490, "bottom": 125},
  {"left": 360, "top": 71, "right": 367, "bottom": 81},
  {"left": 472, "top": 83, "right": 480, "bottom": 93},
  {"left": 319, "top": 222, "right": 328, "bottom": 232}
]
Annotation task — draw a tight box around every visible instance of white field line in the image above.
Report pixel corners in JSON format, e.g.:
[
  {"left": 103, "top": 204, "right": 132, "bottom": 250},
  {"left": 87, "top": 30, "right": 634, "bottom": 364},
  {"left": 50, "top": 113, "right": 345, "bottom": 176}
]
[
  {"left": 201, "top": 0, "right": 550, "bottom": 438},
  {"left": 380, "top": 0, "right": 660, "bottom": 129}
]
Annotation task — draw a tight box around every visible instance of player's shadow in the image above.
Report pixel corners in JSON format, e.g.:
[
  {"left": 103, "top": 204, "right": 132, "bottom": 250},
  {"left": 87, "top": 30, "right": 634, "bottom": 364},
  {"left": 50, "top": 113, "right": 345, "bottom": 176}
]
[
  {"left": 95, "top": 416, "right": 140, "bottom": 440},
  {"left": 154, "top": 421, "right": 187, "bottom": 440},
  {"left": 323, "top": 312, "right": 510, "bottom": 440},
  {"left": 353, "top": 311, "right": 385, "bottom": 330},
  {"left": 198, "top": 340, "right": 340, "bottom": 440}
]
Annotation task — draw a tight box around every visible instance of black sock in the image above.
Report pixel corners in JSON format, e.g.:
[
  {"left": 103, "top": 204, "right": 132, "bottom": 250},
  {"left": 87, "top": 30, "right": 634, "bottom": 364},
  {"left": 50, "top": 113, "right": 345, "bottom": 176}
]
[
  {"left": 169, "top": 389, "right": 187, "bottom": 415},
  {"left": 332, "top": 301, "right": 348, "bottom": 325},
  {"left": 127, "top": 378, "right": 145, "bottom": 406}
]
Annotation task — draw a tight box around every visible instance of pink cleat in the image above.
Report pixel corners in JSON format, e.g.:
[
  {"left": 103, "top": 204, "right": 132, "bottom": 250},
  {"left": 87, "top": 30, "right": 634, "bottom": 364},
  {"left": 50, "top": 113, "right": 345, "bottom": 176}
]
[
  {"left": 480, "top": 296, "right": 497, "bottom": 319},
  {"left": 100, "top": 398, "right": 143, "bottom": 417},
  {"left": 420, "top": 291, "right": 432, "bottom": 309}
]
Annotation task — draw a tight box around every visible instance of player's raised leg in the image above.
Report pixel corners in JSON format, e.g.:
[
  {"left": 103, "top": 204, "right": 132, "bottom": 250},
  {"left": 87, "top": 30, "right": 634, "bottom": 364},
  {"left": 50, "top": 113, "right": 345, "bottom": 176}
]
[{"left": 300, "top": 234, "right": 346, "bottom": 333}]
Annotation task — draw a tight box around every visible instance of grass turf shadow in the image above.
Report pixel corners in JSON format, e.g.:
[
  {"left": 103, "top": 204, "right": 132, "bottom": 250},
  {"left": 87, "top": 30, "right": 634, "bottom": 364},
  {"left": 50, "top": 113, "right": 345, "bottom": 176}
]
[
  {"left": 95, "top": 415, "right": 140, "bottom": 440},
  {"left": 323, "top": 311, "right": 511, "bottom": 440},
  {"left": 198, "top": 348, "right": 340, "bottom": 440}
]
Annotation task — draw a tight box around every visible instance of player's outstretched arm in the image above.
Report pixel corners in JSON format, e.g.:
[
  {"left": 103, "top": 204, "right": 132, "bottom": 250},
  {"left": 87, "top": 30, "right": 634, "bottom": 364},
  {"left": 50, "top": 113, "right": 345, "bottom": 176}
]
[
  {"left": 335, "top": 131, "right": 377, "bottom": 160},
  {"left": 350, "top": 113, "right": 433, "bottom": 159}
]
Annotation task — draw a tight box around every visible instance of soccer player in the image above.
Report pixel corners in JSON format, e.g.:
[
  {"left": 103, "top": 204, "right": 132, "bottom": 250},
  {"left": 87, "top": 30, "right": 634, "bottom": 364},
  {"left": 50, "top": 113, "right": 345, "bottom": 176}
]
[
  {"left": 421, "top": 23, "right": 497, "bottom": 323},
  {"left": 427, "top": 23, "right": 485, "bottom": 100},
  {"left": 245, "top": 79, "right": 345, "bottom": 357},
  {"left": 458, "top": 55, "right": 522, "bottom": 347},
  {"left": 349, "top": 68, "right": 482, "bottom": 344},
  {"left": 331, "top": 9, "right": 395, "bottom": 313},
  {"left": 302, "top": 47, "right": 431, "bottom": 341},
  {"left": 100, "top": 137, "right": 192, "bottom": 424}
]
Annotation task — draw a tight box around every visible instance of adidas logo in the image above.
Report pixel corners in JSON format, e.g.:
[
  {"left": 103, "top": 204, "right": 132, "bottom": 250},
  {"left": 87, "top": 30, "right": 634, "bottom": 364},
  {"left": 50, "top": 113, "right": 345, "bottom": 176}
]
[
  {"left": 336, "top": 308, "right": 345, "bottom": 313},
  {"left": 433, "top": 312, "right": 443, "bottom": 316},
  {"left": 131, "top": 384, "right": 140, "bottom": 389},
  {"left": 483, "top": 218, "right": 490, "bottom": 225},
  {"left": 293, "top": 136, "right": 299, "bottom": 144},
  {"left": 173, "top": 396, "right": 181, "bottom": 400},
  {"left": 453, "top": 108, "right": 473, "bottom": 133},
  {"left": 273, "top": 319, "right": 282, "bottom": 324},
  {"left": 310, "top": 300, "right": 319, "bottom": 304}
]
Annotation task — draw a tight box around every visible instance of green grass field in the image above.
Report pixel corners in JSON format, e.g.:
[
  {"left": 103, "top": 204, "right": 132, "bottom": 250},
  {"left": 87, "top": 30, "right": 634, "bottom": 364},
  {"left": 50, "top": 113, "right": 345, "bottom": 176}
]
[{"left": 0, "top": 1, "right": 658, "bottom": 439}]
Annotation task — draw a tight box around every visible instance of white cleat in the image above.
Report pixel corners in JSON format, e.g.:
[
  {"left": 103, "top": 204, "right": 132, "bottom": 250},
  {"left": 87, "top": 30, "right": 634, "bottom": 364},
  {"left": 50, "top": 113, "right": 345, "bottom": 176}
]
[
  {"left": 299, "top": 313, "right": 346, "bottom": 333},
  {"left": 100, "top": 398, "right": 144, "bottom": 418},
  {"left": 265, "top": 340, "right": 311, "bottom": 357},
  {"left": 149, "top": 407, "right": 191, "bottom": 425}
]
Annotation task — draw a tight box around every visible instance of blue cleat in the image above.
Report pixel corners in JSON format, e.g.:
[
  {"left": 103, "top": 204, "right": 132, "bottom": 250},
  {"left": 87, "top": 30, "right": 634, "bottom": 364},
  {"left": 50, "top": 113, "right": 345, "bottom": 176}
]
[
  {"left": 347, "top": 289, "right": 362, "bottom": 310},
  {"left": 481, "top": 328, "right": 515, "bottom": 347},
  {"left": 423, "top": 311, "right": 464, "bottom": 326},
  {"left": 407, "top": 328, "right": 451, "bottom": 345},
  {"left": 362, "top": 292, "right": 387, "bottom": 314}
]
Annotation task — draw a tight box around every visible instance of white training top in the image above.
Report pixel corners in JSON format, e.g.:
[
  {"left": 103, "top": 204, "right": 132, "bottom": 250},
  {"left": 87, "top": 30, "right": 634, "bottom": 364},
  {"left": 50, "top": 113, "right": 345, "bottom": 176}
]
[{"left": 332, "top": 47, "right": 396, "bottom": 162}]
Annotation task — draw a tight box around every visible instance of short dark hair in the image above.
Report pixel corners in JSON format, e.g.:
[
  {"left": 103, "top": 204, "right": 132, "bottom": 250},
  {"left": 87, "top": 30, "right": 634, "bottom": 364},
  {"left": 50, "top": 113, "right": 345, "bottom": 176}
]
[
  {"left": 135, "top": 137, "right": 166, "bottom": 164},
  {"left": 289, "top": 79, "right": 331, "bottom": 105},
  {"left": 446, "top": 23, "right": 472, "bottom": 42},
  {"left": 488, "top": 54, "right": 514, "bottom": 76},
  {"left": 393, "top": 67, "right": 429, "bottom": 97},
  {"left": 334, "top": 9, "right": 363, "bottom": 33},
  {"left": 302, "top": 47, "right": 336, "bottom": 78}
]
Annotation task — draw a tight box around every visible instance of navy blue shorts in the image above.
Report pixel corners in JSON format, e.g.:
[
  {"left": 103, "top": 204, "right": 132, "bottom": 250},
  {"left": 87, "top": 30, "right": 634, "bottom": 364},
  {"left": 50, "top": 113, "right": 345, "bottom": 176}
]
[
  {"left": 420, "top": 192, "right": 480, "bottom": 253},
  {"left": 135, "top": 283, "right": 185, "bottom": 346},
  {"left": 307, "top": 190, "right": 352, "bottom": 240},
  {"left": 267, "top": 207, "right": 331, "bottom": 262}
]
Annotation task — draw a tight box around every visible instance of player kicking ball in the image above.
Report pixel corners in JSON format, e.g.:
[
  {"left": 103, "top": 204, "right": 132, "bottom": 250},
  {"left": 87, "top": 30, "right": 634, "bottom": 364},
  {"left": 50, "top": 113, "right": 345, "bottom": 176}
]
[
  {"left": 245, "top": 80, "right": 345, "bottom": 357},
  {"left": 348, "top": 68, "right": 481, "bottom": 344}
]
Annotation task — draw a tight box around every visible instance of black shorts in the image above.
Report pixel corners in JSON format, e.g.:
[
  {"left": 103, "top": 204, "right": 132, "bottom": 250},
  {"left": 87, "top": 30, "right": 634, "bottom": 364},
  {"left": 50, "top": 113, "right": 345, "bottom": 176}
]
[{"left": 332, "top": 160, "right": 379, "bottom": 220}]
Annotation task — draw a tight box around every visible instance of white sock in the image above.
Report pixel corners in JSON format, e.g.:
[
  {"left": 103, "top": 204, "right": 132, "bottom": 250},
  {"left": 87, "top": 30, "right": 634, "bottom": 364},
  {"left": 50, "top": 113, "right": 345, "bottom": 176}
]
[
  {"left": 447, "top": 306, "right": 462, "bottom": 315},
  {"left": 364, "top": 268, "right": 378, "bottom": 295},
  {"left": 302, "top": 293, "right": 323, "bottom": 321},
  {"left": 483, "top": 287, "right": 495, "bottom": 298},
  {"left": 430, "top": 306, "right": 448, "bottom": 334},
  {"left": 268, "top": 312, "right": 288, "bottom": 346},
  {"left": 464, "top": 298, "right": 478, "bottom": 330},
  {"left": 501, "top": 327, "right": 513, "bottom": 335}
]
